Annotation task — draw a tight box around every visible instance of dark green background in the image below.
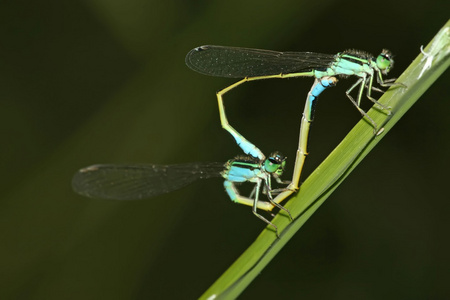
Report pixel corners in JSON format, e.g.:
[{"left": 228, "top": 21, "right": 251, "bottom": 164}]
[{"left": 0, "top": 1, "right": 448, "bottom": 299}]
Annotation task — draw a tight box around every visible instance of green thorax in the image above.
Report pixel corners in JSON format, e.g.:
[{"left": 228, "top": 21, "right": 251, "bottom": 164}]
[{"left": 313, "top": 49, "right": 394, "bottom": 78}]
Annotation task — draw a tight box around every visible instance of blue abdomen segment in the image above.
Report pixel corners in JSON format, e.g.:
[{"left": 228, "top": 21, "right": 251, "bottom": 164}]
[
  {"left": 224, "top": 180, "right": 238, "bottom": 202},
  {"left": 306, "top": 76, "right": 338, "bottom": 122},
  {"left": 311, "top": 77, "right": 336, "bottom": 97},
  {"left": 231, "top": 135, "right": 264, "bottom": 160}
]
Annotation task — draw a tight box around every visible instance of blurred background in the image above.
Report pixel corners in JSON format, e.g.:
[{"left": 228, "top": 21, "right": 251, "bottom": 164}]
[{"left": 0, "top": 0, "right": 448, "bottom": 299}]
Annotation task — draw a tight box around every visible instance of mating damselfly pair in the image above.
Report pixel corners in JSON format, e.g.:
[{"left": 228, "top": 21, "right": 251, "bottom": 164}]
[{"left": 72, "top": 45, "right": 401, "bottom": 236}]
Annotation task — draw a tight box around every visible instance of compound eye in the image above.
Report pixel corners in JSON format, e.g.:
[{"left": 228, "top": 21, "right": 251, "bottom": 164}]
[
  {"left": 264, "top": 158, "right": 281, "bottom": 173},
  {"left": 264, "top": 153, "right": 286, "bottom": 175},
  {"left": 376, "top": 50, "right": 394, "bottom": 74}
]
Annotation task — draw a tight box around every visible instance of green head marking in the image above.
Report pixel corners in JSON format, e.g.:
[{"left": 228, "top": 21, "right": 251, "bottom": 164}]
[
  {"left": 376, "top": 49, "right": 394, "bottom": 75},
  {"left": 264, "top": 152, "right": 286, "bottom": 175}
]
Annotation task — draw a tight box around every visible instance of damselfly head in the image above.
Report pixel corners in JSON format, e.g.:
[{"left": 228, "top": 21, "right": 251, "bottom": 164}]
[
  {"left": 376, "top": 49, "right": 394, "bottom": 75},
  {"left": 264, "top": 152, "right": 287, "bottom": 176}
]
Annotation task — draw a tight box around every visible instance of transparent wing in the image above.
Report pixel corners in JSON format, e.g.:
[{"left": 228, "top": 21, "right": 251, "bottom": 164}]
[
  {"left": 72, "top": 162, "right": 225, "bottom": 200},
  {"left": 185, "top": 45, "right": 336, "bottom": 78}
]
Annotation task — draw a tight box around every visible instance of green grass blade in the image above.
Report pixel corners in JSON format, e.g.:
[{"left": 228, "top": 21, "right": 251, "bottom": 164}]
[{"left": 200, "top": 20, "right": 450, "bottom": 300}]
